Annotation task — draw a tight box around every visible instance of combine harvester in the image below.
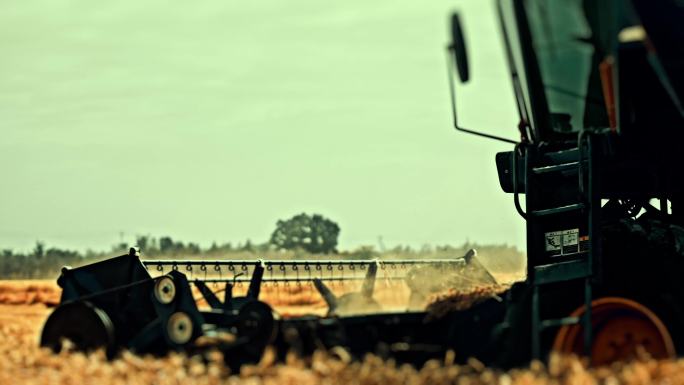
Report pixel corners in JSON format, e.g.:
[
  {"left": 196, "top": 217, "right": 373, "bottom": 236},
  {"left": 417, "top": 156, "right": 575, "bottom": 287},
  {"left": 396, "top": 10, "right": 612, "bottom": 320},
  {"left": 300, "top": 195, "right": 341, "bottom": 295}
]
[
  {"left": 446, "top": 0, "right": 684, "bottom": 366},
  {"left": 41, "top": 0, "right": 684, "bottom": 369}
]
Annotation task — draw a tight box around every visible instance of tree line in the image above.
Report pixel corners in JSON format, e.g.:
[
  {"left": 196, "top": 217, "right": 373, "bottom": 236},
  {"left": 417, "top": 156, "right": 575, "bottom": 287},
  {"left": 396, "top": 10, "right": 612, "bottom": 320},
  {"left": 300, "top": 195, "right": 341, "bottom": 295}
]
[{"left": 0, "top": 213, "right": 523, "bottom": 278}]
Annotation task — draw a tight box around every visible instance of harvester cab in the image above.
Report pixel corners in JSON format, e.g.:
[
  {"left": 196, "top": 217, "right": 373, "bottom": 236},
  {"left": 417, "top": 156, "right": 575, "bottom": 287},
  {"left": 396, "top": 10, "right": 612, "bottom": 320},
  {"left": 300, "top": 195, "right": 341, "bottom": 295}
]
[{"left": 448, "top": 0, "right": 684, "bottom": 365}]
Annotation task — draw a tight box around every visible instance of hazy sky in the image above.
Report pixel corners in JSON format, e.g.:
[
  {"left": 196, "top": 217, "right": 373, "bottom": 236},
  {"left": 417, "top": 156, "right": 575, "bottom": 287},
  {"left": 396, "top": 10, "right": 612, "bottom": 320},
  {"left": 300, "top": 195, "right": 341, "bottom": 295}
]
[{"left": 0, "top": 0, "right": 525, "bottom": 253}]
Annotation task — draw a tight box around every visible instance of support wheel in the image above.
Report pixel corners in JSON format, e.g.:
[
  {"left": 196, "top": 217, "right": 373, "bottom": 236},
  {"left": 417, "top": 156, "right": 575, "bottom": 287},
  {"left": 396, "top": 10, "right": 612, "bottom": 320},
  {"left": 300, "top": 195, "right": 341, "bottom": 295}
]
[
  {"left": 553, "top": 297, "right": 675, "bottom": 365},
  {"left": 237, "top": 300, "right": 277, "bottom": 347},
  {"left": 41, "top": 301, "right": 115, "bottom": 355},
  {"left": 222, "top": 301, "right": 277, "bottom": 369}
]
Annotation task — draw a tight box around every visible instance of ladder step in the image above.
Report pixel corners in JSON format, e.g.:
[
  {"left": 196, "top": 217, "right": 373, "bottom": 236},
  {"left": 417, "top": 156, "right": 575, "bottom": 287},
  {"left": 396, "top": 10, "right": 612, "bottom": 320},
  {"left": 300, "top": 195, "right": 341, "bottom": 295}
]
[
  {"left": 541, "top": 316, "right": 581, "bottom": 329},
  {"left": 532, "top": 161, "right": 581, "bottom": 174},
  {"left": 531, "top": 203, "right": 585, "bottom": 217},
  {"left": 534, "top": 259, "right": 591, "bottom": 285}
]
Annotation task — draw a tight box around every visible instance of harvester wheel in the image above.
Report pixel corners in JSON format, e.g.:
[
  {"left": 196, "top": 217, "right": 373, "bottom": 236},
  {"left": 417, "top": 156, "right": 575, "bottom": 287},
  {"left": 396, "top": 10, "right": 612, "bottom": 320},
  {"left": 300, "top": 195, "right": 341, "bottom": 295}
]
[
  {"left": 41, "top": 301, "right": 115, "bottom": 355},
  {"left": 552, "top": 297, "right": 675, "bottom": 365}
]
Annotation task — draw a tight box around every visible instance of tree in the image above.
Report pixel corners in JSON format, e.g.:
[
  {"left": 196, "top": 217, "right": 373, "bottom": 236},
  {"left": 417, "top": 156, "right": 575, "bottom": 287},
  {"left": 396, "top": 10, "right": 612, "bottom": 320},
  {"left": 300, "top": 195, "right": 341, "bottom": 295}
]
[
  {"left": 269, "top": 213, "right": 340, "bottom": 254},
  {"left": 33, "top": 241, "right": 45, "bottom": 259},
  {"left": 159, "top": 236, "right": 174, "bottom": 253},
  {"left": 136, "top": 235, "right": 150, "bottom": 253},
  {"left": 186, "top": 242, "right": 201, "bottom": 254},
  {"left": 209, "top": 242, "right": 219, "bottom": 252},
  {"left": 241, "top": 239, "right": 254, "bottom": 252}
]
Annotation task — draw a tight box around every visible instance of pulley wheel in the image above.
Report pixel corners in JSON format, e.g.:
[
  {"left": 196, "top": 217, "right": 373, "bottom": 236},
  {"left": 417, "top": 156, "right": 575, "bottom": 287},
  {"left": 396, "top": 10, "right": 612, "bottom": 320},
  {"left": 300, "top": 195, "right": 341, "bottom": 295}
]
[
  {"left": 167, "top": 312, "right": 194, "bottom": 345},
  {"left": 41, "top": 301, "right": 115, "bottom": 354},
  {"left": 553, "top": 297, "right": 675, "bottom": 365},
  {"left": 154, "top": 275, "right": 176, "bottom": 305}
]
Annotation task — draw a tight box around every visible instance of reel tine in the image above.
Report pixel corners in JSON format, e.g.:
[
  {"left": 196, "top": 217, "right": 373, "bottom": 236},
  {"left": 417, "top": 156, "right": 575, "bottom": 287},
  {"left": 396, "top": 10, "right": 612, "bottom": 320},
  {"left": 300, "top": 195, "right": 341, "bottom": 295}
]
[
  {"left": 267, "top": 263, "right": 274, "bottom": 284},
  {"left": 283, "top": 279, "right": 289, "bottom": 296},
  {"left": 280, "top": 262, "right": 287, "bottom": 288},
  {"left": 278, "top": 262, "right": 289, "bottom": 292},
  {"left": 303, "top": 263, "right": 313, "bottom": 299},
  {"left": 327, "top": 262, "right": 333, "bottom": 283},
  {"left": 304, "top": 262, "right": 311, "bottom": 284},
  {"left": 186, "top": 263, "right": 193, "bottom": 280},
  {"left": 200, "top": 263, "right": 207, "bottom": 281},
  {"left": 315, "top": 263, "right": 323, "bottom": 280},
  {"left": 213, "top": 264, "right": 221, "bottom": 288},
  {"left": 293, "top": 263, "right": 300, "bottom": 283}
]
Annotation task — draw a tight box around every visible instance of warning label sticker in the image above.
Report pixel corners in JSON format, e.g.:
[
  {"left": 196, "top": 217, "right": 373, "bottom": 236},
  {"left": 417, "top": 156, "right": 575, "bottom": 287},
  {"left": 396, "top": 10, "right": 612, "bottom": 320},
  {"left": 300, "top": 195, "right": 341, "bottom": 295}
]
[
  {"left": 562, "top": 229, "right": 579, "bottom": 254},
  {"left": 545, "top": 228, "right": 579, "bottom": 257},
  {"left": 544, "top": 231, "right": 562, "bottom": 255}
]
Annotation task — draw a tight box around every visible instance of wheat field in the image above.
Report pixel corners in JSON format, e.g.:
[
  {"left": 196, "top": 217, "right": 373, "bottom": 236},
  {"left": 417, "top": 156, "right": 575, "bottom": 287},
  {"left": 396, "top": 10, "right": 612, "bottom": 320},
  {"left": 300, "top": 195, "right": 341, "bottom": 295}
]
[{"left": 3, "top": 280, "right": 684, "bottom": 384}]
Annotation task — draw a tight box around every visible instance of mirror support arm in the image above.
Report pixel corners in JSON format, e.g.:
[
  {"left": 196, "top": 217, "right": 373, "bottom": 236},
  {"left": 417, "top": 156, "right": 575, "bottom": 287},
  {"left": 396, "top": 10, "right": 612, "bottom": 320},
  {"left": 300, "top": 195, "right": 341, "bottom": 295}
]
[{"left": 446, "top": 49, "right": 519, "bottom": 145}]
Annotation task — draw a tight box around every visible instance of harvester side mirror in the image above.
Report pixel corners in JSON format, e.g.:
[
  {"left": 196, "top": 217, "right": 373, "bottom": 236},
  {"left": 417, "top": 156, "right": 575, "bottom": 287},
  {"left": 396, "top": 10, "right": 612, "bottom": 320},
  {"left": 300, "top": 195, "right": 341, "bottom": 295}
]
[
  {"left": 449, "top": 12, "right": 469, "bottom": 83},
  {"left": 445, "top": 11, "right": 518, "bottom": 145}
]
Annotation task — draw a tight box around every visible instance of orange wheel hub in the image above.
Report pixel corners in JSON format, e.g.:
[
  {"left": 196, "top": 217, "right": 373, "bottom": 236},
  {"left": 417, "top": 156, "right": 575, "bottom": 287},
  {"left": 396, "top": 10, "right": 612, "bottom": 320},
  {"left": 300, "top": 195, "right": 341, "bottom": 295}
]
[{"left": 552, "top": 297, "right": 675, "bottom": 365}]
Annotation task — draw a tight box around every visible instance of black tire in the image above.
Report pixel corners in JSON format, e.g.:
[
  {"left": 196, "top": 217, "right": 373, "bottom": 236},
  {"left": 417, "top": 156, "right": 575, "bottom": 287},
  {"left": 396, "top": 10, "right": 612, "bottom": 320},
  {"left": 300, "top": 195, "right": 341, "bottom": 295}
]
[{"left": 41, "top": 301, "right": 115, "bottom": 356}]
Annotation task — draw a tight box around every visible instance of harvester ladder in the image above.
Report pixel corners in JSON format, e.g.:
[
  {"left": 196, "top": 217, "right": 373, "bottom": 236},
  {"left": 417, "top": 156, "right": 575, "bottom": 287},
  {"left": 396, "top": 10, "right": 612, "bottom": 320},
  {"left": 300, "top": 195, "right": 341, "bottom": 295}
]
[{"left": 519, "top": 133, "right": 601, "bottom": 360}]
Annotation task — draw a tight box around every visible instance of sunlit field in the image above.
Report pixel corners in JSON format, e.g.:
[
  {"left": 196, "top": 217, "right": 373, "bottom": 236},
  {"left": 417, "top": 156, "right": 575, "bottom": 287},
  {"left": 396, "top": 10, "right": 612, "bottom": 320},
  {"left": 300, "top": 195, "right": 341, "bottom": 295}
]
[{"left": 1, "top": 299, "right": 683, "bottom": 384}]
